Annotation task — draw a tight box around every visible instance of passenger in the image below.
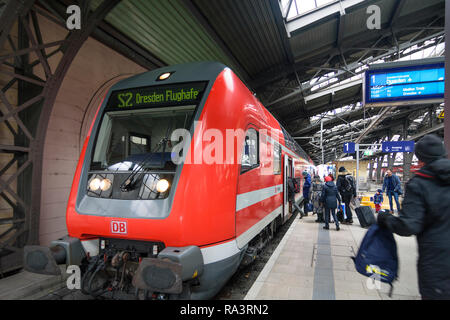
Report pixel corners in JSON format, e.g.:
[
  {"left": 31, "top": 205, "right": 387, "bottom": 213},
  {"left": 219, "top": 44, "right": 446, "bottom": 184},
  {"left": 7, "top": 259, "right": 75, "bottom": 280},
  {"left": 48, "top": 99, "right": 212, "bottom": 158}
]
[
  {"left": 373, "top": 189, "right": 384, "bottom": 213},
  {"left": 321, "top": 176, "right": 341, "bottom": 231},
  {"left": 310, "top": 175, "right": 324, "bottom": 223},
  {"left": 377, "top": 134, "right": 450, "bottom": 300},
  {"left": 288, "top": 177, "right": 303, "bottom": 217},
  {"left": 336, "top": 167, "right": 356, "bottom": 224},
  {"left": 302, "top": 171, "right": 312, "bottom": 217},
  {"left": 382, "top": 169, "right": 402, "bottom": 214},
  {"left": 328, "top": 173, "right": 334, "bottom": 181}
]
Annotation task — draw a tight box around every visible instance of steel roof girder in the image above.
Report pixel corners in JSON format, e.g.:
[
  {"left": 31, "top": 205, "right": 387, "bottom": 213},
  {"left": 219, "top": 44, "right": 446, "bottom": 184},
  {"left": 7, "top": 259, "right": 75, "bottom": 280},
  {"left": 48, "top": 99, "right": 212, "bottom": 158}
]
[{"left": 285, "top": 0, "right": 366, "bottom": 36}]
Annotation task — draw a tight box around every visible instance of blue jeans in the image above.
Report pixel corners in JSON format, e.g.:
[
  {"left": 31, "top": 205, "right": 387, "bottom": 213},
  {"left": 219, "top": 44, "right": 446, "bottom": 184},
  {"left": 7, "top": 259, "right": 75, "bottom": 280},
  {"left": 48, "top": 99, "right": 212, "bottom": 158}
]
[
  {"left": 324, "top": 207, "right": 339, "bottom": 229},
  {"left": 387, "top": 191, "right": 400, "bottom": 212}
]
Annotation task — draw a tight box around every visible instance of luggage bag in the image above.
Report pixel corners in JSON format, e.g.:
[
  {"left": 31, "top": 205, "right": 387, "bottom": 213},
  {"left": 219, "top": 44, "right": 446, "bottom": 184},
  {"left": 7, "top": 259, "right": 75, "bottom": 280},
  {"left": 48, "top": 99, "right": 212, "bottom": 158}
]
[{"left": 355, "top": 206, "right": 376, "bottom": 228}]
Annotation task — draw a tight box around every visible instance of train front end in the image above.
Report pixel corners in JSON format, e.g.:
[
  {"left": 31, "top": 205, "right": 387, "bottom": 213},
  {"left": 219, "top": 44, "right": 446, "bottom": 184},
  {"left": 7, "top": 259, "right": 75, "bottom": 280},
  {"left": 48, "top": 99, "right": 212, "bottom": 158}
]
[{"left": 23, "top": 62, "right": 241, "bottom": 299}]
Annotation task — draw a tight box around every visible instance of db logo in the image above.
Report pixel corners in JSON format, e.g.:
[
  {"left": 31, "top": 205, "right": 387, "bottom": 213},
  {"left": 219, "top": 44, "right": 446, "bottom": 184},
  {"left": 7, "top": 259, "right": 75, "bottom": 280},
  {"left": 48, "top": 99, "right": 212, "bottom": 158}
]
[{"left": 111, "top": 221, "right": 127, "bottom": 234}]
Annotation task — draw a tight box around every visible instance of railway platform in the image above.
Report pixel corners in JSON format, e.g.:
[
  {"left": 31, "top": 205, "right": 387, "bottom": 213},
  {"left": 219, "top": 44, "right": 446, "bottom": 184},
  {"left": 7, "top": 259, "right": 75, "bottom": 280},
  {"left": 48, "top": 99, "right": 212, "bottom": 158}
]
[
  {"left": 244, "top": 210, "right": 420, "bottom": 300},
  {"left": 0, "top": 207, "right": 421, "bottom": 301}
]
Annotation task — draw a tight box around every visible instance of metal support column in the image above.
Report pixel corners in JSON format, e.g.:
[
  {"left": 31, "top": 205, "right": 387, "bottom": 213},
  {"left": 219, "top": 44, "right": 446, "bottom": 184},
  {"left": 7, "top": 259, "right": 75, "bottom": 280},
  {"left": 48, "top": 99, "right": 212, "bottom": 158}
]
[
  {"left": 0, "top": 0, "right": 121, "bottom": 274},
  {"left": 376, "top": 155, "right": 384, "bottom": 183}
]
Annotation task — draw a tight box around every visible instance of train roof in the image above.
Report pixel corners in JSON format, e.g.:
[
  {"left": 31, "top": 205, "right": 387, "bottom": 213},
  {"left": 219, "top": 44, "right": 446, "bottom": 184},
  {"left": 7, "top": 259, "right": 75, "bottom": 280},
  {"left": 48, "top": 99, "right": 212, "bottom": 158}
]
[{"left": 110, "top": 61, "right": 228, "bottom": 92}]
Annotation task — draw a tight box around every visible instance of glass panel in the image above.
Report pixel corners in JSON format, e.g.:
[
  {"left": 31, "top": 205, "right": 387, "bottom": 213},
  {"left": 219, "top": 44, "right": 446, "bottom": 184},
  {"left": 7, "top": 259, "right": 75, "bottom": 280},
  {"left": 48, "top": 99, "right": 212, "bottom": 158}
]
[
  {"left": 274, "top": 143, "right": 281, "bottom": 174},
  {"left": 91, "top": 105, "right": 195, "bottom": 171},
  {"left": 241, "top": 129, "right": 259, "bottom": 173}
]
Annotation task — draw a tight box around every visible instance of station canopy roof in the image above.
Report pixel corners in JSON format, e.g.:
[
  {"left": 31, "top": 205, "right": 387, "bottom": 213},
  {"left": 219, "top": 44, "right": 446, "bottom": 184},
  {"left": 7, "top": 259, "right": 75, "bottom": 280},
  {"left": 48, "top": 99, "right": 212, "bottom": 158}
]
[{"left": 42, "top": 0, "right": 445, "bottom": 163}]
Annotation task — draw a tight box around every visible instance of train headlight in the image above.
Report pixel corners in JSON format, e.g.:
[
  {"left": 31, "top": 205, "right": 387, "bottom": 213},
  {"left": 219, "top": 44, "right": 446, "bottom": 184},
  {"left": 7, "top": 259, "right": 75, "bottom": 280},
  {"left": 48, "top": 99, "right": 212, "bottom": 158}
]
[
  {"left": 89, "top": 178, "right": 102, "bottom": 191},
  {"left": 156, "top": 179, "right": 170, "bottom": 193},
  {"left": 87, "top": 174, "right": 114, "bottom": 198},
  {"left": 139, "top": 175, "right": 173, "bottom": 199},
  {"left": 100, "top": 178, "right": 112, "bottom": 191}
]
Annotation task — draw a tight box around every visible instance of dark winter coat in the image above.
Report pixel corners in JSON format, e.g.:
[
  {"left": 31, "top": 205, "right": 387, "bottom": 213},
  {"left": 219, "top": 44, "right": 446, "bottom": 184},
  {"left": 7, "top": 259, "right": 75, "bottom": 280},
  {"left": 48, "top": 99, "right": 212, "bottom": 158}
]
[
  {"left": 303, "top": 174, "right": 312, "bottom": 199},
  {"left": 336, "top": 173, "right": 356, "bottom": 198},
  {"left": 378, "top": 158, "right": 450, "bottom": 299},
  {"left": 320, "top": 181, "right": 341, "bottom": 209},
  {"left": 288, "top": 178, "right": 296, "bottom": 202},
  {"left": 382, "top": 174, "right": 402, "bottom": 194}
]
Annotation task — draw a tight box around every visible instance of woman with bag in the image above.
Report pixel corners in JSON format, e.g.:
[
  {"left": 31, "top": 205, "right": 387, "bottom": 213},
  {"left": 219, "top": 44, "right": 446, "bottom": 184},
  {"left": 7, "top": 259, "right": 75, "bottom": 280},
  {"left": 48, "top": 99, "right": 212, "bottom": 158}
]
[{"left": 321, "top": 176, "right": 342, "bottom": 231}]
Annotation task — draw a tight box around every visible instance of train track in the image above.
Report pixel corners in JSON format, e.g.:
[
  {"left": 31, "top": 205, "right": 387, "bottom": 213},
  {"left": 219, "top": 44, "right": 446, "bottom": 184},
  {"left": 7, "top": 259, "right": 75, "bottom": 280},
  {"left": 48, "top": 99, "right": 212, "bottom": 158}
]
[{"left": 40, "top": 212, "right": 299, "bottom": 300}]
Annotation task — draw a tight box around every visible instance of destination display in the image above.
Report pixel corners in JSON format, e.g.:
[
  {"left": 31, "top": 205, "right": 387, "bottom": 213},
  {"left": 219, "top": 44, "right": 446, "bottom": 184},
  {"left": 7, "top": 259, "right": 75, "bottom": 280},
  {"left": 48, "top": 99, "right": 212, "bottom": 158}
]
[
  {"left": 106, "top": 82, "right": 207, "bottom": 110},
  {"left": 364, "top": 61, "right": 445, "bottom": 107}
]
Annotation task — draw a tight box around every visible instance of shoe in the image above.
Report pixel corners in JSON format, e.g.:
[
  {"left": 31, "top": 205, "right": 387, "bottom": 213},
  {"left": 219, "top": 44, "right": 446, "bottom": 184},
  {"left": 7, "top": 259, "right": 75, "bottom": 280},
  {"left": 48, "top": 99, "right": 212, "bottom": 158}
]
[
  {"left": 315, "top": 219, "right": 320, "bottom": 223},
  {"left": 347, "top": 220, "right": 353, "bottom": 224},
  {"left": 323, "top": 226, "right": 329, "bottom": 230},
  {"left": 336, "top": 226, "right": 340, "bottom": 231}
]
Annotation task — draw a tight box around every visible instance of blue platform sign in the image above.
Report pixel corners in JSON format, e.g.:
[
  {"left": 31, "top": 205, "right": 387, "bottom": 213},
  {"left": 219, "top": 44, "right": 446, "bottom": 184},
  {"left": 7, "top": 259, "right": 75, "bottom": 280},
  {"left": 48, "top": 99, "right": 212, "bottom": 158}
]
[
  {"left": 364, "top": 59, "right": 444, "bottom": 107},
  {"left": 343, "top": 142, "right": 356, "bottom": 154},
  {"left": 382, "top": 141, "right": 415, "bottom": 153}
]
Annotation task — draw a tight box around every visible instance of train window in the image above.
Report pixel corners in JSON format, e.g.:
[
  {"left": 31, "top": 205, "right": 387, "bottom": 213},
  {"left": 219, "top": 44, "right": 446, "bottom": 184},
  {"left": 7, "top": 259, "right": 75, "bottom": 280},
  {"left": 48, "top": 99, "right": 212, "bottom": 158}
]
[
  {"left": 129, "top": 133, "right": 151, "bottom": 155},
  {"left": 91, "top": 106, "right": 195, "bottom": 171},
  {"left": 240, "top": 128, "right": 259, "bottom": 174},
  {"left": 273, "top": 143, "right": 281, "bottom": 175}
]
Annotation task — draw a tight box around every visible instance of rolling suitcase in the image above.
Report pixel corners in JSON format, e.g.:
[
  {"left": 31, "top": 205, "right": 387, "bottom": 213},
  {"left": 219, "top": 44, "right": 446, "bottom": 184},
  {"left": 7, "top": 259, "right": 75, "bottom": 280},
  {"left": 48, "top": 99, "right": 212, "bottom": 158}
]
[{"left": 355, "top": 206, "right": 376, "bottom": 228}]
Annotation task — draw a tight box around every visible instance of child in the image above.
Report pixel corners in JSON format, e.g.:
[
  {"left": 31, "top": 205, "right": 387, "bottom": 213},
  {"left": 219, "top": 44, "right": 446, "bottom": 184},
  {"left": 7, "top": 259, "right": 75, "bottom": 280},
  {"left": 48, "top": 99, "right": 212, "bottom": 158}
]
[{"left": 373, "top": 189, "right": 384, "bottom": 213}]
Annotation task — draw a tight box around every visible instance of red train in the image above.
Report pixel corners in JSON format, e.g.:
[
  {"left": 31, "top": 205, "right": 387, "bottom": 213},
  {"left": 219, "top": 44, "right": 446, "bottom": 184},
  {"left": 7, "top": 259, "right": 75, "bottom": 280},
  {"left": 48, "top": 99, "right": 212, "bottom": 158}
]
[{"left": 24, "top": 62, "right": 315, "bottom": 299}]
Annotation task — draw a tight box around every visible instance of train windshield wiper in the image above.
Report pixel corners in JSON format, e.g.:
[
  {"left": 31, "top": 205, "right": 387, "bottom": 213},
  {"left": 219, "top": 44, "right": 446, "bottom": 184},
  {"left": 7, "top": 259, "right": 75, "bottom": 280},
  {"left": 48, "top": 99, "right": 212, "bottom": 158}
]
[{"left": 119, "top": 121, "right": 173, "bottom": 192}]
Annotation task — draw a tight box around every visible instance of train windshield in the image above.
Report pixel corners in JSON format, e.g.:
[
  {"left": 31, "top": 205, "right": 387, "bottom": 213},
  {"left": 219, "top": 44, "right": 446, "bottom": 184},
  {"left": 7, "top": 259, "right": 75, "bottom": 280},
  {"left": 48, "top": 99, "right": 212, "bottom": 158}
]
[{"left": 90, "top": 105, "right": 195, "bottom": 171}]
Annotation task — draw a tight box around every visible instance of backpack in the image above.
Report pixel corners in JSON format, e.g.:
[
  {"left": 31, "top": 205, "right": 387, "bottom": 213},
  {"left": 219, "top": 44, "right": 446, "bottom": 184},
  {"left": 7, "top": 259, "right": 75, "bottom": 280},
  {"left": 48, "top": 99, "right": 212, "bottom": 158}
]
[
  {"left": 352, "top": 223, "right": 398, "bottom": 297},
  {"left": 344, "top": 175, "right": 355, "bottom": 193}
]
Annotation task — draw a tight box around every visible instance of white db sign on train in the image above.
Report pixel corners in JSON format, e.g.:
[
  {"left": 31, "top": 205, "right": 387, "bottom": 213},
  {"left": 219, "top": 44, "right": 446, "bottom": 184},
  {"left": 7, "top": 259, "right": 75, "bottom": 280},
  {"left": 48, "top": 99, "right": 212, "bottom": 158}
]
[{"left": 111, "top": 221, "right": 127, "bottom": 234}]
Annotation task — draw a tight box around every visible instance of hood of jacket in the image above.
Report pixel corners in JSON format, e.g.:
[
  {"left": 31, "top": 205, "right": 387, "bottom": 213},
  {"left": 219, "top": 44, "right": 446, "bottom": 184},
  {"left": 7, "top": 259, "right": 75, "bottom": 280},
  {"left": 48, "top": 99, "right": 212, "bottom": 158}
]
[
  {"left": 421, "top": 158, "right": 450, "bottom": 185},
  {"left": 325, "top": 181, "right": 335, "bottom": 187}
]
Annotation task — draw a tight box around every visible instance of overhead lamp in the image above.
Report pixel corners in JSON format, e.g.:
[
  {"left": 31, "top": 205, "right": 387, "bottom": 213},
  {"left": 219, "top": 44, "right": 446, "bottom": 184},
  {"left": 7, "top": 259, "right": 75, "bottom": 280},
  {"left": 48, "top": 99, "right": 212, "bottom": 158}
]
[{"left": 157, "top": 72, "right": 174, "bottom": 81}]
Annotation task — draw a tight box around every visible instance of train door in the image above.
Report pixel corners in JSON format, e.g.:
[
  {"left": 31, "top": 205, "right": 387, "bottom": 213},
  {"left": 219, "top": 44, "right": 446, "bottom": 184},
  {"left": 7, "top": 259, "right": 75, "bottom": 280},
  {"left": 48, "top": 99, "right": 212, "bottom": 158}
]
[{"left": 283, "top": 154, "right": 292, "bottom": 223}]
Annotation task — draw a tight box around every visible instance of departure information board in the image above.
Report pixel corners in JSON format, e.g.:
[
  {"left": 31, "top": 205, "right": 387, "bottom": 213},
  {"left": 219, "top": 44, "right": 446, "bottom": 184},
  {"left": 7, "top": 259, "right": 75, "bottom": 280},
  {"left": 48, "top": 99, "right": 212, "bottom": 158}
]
[
  {"left": 364, "top": 60, "right": 445, "bottom": 107},
  {"left": 106, "top": 82, "right": 207, "bottom": 110}
]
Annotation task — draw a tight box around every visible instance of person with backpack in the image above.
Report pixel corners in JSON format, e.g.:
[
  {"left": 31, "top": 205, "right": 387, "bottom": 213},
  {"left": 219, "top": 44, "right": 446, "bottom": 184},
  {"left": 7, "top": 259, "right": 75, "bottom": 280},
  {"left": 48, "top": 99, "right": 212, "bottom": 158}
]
[
  {"left": 382, "top": 169, "right": 402, "bottom": 214},
  {"left": 302, "top": 170, "right": 312, "bottom": 216},
  {"left": 310, "top": 175, "right": 325, "bottom": 223},
  {"left": 320, "top": 175, "right": 341, "bottom": 230},
  {"left": 336, "top": 166, "right": 356, "bottom": 224},
  {"left": 377, "top": 134, "right": 450, "bottom": 300}
]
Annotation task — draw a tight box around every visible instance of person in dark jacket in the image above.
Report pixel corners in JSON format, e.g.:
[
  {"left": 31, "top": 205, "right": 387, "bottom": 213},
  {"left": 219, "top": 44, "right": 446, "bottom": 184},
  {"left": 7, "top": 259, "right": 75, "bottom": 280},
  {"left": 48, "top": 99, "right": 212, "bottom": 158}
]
[
  {"left": 378, "top": 134, "right": 450, "bottom": 300},
  {"left": 302, "top": 171, "right": 312, "bottom": 216},
  {"left": 336, "top": 167, "right": 356, "bottom": 224},
  {"left": 382, "top": 169, "right": 402, "bottom": 213},
  {"left": 288, "top": 177, "right": 303, "bottom": 217},
  {"left": 310, "top": 175, "right": 325, "bottom": 223},
  {"left": 321, "top": 176, "right": 342, "bottom": 231}
]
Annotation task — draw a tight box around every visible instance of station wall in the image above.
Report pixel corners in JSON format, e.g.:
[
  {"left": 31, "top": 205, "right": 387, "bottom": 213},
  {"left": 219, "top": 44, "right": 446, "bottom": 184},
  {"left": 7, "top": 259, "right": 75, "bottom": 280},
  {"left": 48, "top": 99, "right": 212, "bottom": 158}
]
[
  {"left": 332, "top": 159, "right": 370, "bottom": 182},
  {"left": 32, "top": 14, "right": 146, "bottom": 246}
]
